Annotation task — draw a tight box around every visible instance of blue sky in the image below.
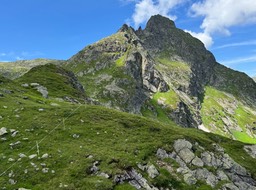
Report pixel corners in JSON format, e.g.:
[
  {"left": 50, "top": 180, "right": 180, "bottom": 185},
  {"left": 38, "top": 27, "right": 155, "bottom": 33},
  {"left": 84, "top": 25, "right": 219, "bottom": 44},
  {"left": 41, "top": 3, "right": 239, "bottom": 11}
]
[{"left": 1, "top": 0, "right": 256, "bottom": 77}]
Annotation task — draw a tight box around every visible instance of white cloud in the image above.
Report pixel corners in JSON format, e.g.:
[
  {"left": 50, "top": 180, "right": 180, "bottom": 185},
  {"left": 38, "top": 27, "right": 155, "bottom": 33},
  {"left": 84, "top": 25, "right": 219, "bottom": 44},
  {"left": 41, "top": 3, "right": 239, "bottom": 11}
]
[
  {"left": 0, "top": 53, "right": 6, "bottom": 56},
  {"left": 185, "top": 30, "right": 213, "bottom": 48},
  {"left": 191, "top": 0, "right": 256, "bottom": 35},
  {"left": 127, "top": 0, "right": 256, "bottom": 49},
  {"left": 187, "top": 0, "right": 256, "bottom": 48},
  {"left": 131, "top": 0, "right": 186, "bottom": 28},
  {"left": 220, "top": 55, "right": 256, "bottom": 66},
  {"left": 214, "top": 40, "right": 256, "bottom": 49}
]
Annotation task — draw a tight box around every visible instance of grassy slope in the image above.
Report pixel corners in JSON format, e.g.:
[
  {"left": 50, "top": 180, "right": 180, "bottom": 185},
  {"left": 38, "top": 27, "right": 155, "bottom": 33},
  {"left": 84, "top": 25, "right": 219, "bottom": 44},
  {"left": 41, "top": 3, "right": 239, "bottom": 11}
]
[
  {"left": 155, "top": 58, "right": 191, "bottom": 88},
  {"left": 16, "top": 64, "right": 85, "bottom": 100},
  {"left": 141, "top": 90, "right": 180, "bottom": 124},
  {"left": 64, "top": 32, "right": 135, "bottom": 109},
  {"left": 201, "top": 86, "right": 256, "bottom": 143},
  {"left": 212, "top": 64, "right": 256, "bottom": 107},
  {"left": 1, "top": 77, "right": 256, "bottom": 189}
]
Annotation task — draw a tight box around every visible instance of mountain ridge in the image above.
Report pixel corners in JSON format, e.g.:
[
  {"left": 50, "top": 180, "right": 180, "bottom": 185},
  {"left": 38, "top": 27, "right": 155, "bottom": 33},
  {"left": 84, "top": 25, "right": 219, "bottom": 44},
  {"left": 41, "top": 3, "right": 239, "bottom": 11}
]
[
  {"left": 63, "top": 15, "right": 256, "bottom": 142},
  {"left": 1, "top": 15, "right": 255, "bottom": 142}
]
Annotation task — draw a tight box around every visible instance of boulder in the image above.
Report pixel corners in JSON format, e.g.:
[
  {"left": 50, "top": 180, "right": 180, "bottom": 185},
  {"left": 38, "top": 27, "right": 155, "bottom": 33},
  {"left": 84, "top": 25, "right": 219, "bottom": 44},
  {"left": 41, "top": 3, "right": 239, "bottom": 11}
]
[
  {"left": 42, "top": 153, "right": 49, "bottom": 159},
  {"left": 244, "top": 145, "right": 256, "bottom": 159},
  {"left": 21, "top": 83, "right": 29, "bottom": 87},
  {"left": 0, "top": 127, "right": 8, "bottom": 136},
  {"left": 192, "top": 156, "right": 204, "bottom": 167},
  {"left": 234, "top": 182, "right": 256, "bottom": 190},
  {"left": 8, "top": 158, "right": 15, "bottom": 162},
  {"left": 98, "top": 172, "right": 111, "bottom": 179},
  {"left": 9, "top": 179, "right": 16, "bottom": 185},
  {"left": 201, "top": 151, "right": 222, "bottom": 167},
  {"left": 30, "top": 83, "right": 40, "bottom": 87},
  {"left": 194, "top": 168, "right": 218, "bottom": 187},
  {"left": 42, "top": 168, "right": 49, "bottom": 173},
  {"left": 178, "top": 148, "right": 195, "bottom": 164},
  {"left": 36, "top": 85, "right": 48, "bottom": 98},
  {"left": 156, "top": 148, "right": 168, "bottom": 159},
  {"left": 221, "top": 183, "right": 239, "bottom": 190},
  {"left": 183, "top": 172, "right": 197, "bottom": 185},
  {"left": 9, "top": 141, "right": 21, "bottom": 148},
  {"left": 19, "top": 153, "right": 27, "bottom": 158},
  {"left": 217, "top": 170, "right": 229, "bottom": 181},
  {"left": 88, "top": 161, "right": 100, "bottom": 174},
  {"left": 173, "top": 139, "right": 193, "bottom": 153},
  {"left": 147, "top": 165, "right": 159, "bottom": 178},
  {"left": 29, "top": 154, "right": 37, "bottom": 159}
]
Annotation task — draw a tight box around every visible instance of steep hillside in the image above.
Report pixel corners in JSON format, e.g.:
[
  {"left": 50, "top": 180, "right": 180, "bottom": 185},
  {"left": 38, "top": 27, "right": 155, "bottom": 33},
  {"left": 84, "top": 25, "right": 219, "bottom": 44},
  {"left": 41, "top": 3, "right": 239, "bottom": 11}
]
[
  {"left": 16, "top": 64, "right": 85, "bottom": 101},
  {"left": 65, "top": 24, "right": 168, "bottom": 114},
  {"left": 1, "top": 77, "right": 256, "bottom": 190},
  {"left": 210, "top": 64, "right": 256, "bottom": 106},
  {"left": 0, "top": 59, "right": 64, "bottom": 79},
  {"left": 65, "top": 15, "right": 256, "bottom": 143}
]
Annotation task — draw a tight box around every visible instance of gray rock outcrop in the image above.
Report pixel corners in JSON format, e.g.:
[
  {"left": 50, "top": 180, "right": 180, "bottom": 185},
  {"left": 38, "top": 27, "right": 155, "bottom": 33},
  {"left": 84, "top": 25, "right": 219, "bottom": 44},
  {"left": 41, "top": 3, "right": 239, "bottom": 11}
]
[
  {"left": 114, "top": 168, "right": 158, "bottom": 190},
  {"left": 156, "top": 139, "right": 256, "bottom": 189},
  {"left": 244, "top": 145, "right": 256, "bottom": 159},
  {"left": 0, "top": 127, "right": 8, "bottom": 136}
]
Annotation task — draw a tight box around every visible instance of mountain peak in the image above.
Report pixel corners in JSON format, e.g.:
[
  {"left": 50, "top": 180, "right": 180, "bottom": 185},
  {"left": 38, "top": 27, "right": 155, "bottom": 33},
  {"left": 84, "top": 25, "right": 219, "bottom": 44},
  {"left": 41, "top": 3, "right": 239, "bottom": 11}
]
[
  {"left": 144, "top": 14, "right": 176, "bottom": 32},
  {"left": 118, "top": 24, "right": 135, "bottom": 33},
  {"left": 118, "top": 24, "right": 129, "bottom": 32}
]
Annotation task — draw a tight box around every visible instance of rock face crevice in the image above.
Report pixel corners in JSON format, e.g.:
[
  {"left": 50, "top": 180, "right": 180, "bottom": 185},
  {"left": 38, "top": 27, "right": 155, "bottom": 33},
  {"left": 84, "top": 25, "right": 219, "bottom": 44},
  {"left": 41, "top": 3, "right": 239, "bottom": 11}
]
[{"left": 171, "top": 101, "right": 199, "bottom": 128}]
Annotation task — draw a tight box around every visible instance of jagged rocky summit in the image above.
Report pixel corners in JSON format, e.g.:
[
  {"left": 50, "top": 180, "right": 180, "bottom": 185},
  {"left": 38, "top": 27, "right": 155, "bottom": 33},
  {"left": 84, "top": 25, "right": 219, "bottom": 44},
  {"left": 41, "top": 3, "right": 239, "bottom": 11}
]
[{"left": 65, "top": 15, "right": 256, "bottom": 142}]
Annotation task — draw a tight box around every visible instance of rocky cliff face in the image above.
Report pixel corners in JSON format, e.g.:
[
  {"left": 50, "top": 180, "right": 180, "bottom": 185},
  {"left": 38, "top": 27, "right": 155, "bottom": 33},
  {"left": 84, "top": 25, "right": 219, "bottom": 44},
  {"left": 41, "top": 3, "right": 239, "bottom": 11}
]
[
  {"left": 136, "top": 15, "right": 217, "bottom": 98},
  {"left": 67, "top": 23, "right": 168, "bottom": 113},
  {"left": 64, "top": 15, "right": 256, "bottom": 142}
]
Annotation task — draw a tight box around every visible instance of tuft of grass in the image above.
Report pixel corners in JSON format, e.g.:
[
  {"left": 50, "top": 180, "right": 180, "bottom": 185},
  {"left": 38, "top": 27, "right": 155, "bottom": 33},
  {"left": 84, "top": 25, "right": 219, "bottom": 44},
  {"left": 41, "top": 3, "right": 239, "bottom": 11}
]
[
  {"left": 153, "top": 90, "right": 179, "bottom": 110},
  {"left": 232, "top": 131, "right": 256, "bottom": 144},
  {"left": 114, "top": 183, "right": 136, "bottom": 190},
  {"left": 157, "top": 58, "right": 190, "bottom": 72}
]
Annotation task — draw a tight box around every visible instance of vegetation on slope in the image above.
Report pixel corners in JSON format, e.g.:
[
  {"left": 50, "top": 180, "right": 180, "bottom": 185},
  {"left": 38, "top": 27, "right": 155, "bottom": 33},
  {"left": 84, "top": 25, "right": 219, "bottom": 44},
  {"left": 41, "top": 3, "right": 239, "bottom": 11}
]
[
  {"left": 16, "top": 64, "right": 85, "bottom": 100},
  {"left": 1, "top": 74, "right": 256, "bottom": 189},
  {"left": 211, "top": 64, "right": 256, "bottom": 107},
  {"left": 201, "top": 86, "right": 256, "bottom": 143}
]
